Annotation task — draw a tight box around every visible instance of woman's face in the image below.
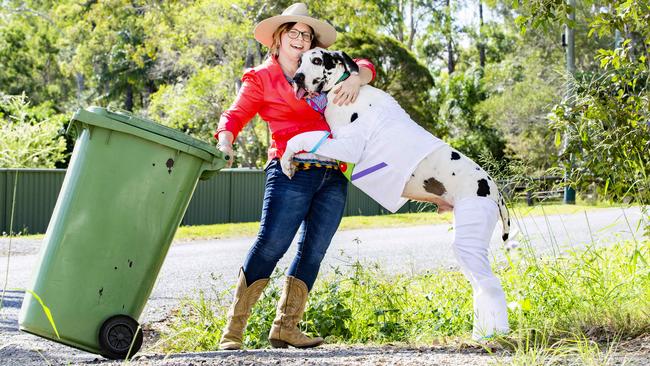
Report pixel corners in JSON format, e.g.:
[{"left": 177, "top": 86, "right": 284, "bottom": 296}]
[{"left": 278, "top": 22, "right": 314, "bottom": 60}]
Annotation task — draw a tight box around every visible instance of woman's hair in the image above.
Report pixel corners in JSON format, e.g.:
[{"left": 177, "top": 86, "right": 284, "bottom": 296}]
[{"left": 269, "top": 22, "right": 318, "bottom": 58}]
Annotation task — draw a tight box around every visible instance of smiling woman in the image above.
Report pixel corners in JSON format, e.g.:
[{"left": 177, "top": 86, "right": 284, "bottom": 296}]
[
  {"left": 270, "top": 23, "right": 316, "bottom": 63},
  {"left": 212, "top": 2, "right": 376, "bottom": 352}
]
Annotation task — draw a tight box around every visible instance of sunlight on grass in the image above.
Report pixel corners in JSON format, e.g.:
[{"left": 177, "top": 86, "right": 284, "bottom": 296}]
[
  {"left": 172, "top": 203, "right": 616, "bottom": 241},
  {"left": 8, "top": 202, "right": 619, "bottom": 241}
]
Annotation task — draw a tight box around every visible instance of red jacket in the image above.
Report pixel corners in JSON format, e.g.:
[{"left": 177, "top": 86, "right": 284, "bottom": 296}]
[{"left": 215, "top": 56, "right": 376, "bottom": 160}]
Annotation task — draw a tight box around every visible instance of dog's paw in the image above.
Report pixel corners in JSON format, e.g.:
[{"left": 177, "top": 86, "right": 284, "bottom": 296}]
[
  {"left": 505, "top": 239, "right": 520, "bottom": 251},
  {"left": 280, "top": 157, "right": 295, "bottom": 179}
]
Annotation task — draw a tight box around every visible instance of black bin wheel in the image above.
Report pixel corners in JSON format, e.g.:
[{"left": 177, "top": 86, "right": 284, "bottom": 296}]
[{"left": 98, "top": 315, "right": 143, "bottom": 360}]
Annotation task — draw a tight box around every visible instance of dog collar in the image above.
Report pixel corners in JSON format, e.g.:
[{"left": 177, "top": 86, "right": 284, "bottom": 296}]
[{"left": 335, "top": 71, "right": 351, "bottom": 85}]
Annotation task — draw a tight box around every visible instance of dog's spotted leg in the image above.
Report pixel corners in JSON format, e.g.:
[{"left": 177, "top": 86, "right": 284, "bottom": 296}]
[{"left": 477, "top": 178, "right": 491, "bottom": 197}]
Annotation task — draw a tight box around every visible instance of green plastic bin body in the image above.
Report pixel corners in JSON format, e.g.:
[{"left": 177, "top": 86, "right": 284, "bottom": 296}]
[{"left": 18, "top": 107, "right": 226, "bottom": 356}]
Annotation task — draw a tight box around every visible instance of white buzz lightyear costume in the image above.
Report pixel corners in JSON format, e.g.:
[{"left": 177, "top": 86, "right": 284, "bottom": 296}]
[
  {"left": 281, "top": 86, "right": 509, "bottom": 340},
  {"left": 282, "top": 92, "right": 445, "bottom": 213}
]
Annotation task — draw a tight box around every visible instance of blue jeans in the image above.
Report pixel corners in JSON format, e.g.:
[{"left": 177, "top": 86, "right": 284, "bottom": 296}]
[{"left": 242, "top": 159, "right": 348, "bottom": 290}]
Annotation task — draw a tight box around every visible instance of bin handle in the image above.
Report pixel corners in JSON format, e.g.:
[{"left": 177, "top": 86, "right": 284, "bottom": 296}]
[
  {"left": 198, "top": 157, "right": 227, "bottom": 180},
  {"left": 106, "top": 107, "right": 134, "bottom": 119},
  {"left": 65, "top": 117, "right": 78, "bottom": 137}
]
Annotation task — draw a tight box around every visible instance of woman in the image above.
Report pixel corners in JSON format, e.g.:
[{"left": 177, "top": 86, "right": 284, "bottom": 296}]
[{"left": 215, "top": 3, "right": 376, "bottom": 350}]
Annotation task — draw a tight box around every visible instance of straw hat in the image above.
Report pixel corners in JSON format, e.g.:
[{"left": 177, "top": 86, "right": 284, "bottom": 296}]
[{"left": 254, "top": 3, "right": 337, "bottom": 48}]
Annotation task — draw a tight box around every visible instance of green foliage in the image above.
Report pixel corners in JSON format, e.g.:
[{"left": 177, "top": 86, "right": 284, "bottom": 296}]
[
  {"left": 0, "top": 93, "right": 67, "bottom": 168},
  {"left": 162, "top": 287, "right": 228, "bottom": 352},
  {"left": 142, "top": 0, "right": 268, "bottom": 167},
  {"left": 0, "top": 1, "right": 73, "bottom": 106},
  {"left": 549, "top": 70, "right": 649, "bottom": 201},
  {"left": 309, "top": 0, "right": 381, "bottom": 34},
  {"left": 148, "top": 65, "right": 238, "bottom": 142},
  {"left": 3, "top": 0, "right": 647, "bottom": 178},
  {"left": 528, "top": 0, "right": 650, "bottom": 201},
  {"left": 335, "top": 32, "right": 440, "bottom": 134},
  {"left": 159, "top": 236, "right": 649, "bottom": 351},
  {"left": 436, "top": 67, "right": 507, "bottom": 162},
  {"left": 504, "top": 238, "right": 650, "bottom": 341},
  {"left": 477, "top": 50, "right": 563, "bottom": 174},
  {"left": 310, "top": 261, "right": 473, "bottom": 342}
]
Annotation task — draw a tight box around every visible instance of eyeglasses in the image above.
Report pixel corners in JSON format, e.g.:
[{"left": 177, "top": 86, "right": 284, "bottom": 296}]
[{"left": 286, "top": 29, "right": 314, "bottom": 42}]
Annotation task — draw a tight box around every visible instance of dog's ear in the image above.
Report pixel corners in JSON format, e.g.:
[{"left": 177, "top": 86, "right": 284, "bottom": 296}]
[
  {"left": 333, "top": 51, "right": 359, "bottom": 74},
  {"left": 322, "top": 52, "right": 337, "bottom": 70}
]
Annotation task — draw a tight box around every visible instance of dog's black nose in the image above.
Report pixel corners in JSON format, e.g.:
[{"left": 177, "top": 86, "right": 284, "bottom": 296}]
[{"left": 293, "top": 73, "right": 305, "bottom": 87}]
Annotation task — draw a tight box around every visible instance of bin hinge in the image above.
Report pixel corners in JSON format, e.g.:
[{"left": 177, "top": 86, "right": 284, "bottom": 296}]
[{"left": 85, "top": 124, "right": 94, "bottom": 140}]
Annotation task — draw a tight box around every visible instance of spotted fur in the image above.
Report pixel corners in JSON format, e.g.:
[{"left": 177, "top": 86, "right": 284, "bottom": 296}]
[{"left": 292, "top": 48, "right": 511, "bottom": 242}]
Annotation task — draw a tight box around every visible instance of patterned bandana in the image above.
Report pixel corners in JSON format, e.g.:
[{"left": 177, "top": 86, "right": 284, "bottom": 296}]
[{"left": 285, "top": 75, "right": 328, "bottom": 115}]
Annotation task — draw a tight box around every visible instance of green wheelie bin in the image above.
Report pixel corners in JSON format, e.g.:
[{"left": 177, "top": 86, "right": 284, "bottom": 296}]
[{"left": 18, "top": 107, "right": 227, "bottom": 359}]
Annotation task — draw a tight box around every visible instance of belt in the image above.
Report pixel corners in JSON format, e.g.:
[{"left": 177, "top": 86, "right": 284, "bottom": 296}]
[{"left": 291, "top": 161, "right": 339, "bottom": 171}]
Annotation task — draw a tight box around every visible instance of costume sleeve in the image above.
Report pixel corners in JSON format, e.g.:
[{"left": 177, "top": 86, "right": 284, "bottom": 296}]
[
  {"left": 215, "top": 69, "right": 263, "bottom": 142},
  {"left": 285, "top": 131, "right": 366, "bottom": 164},
  {"left": 284, "top": 131, "right": 331, "bottom": 156},
  {"left": 353, "top": 58, "right": 377, "bottom": 82}
]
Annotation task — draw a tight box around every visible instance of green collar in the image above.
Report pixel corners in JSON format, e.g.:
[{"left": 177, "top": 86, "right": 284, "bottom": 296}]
[{"left": 335, "top": 71, "right": 351, "bottom": 85}]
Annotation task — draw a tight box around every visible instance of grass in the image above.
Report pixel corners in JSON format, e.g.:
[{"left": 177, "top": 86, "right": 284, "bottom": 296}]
[
  {"left": 172, "top": 202, "right": 616, "bottom": 241},
  {"left": 154, "top": 206, "right": 649, "bottom": 365},
  {"left": 6, "top": 202, "right": 619, "bottom": 242}
]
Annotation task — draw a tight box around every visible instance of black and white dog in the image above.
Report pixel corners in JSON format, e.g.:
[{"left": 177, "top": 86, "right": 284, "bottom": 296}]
[{"left": 281, "top": 48, "right": 512, "bottom": 340}]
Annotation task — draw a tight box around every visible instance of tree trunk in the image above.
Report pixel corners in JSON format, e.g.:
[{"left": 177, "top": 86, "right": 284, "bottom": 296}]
[
  {"left": 75, "top": 73, "right": 85, "bottom": 103},
  {"left": 125, "top": 83, "right": 133, "bottom": 111},
  {"left": 407, "top": 0, "right": 415, "bottom": 50},
  {"left": 478, "top": 1, "right": 486, "bottom": 68},
  {"left": 446, "top": 0, "right": 455, "bottom": 74}
]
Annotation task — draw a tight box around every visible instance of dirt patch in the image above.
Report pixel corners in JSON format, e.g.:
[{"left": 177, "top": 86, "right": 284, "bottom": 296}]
[{"left": 88, "top": 345, "right": 502, "bottom": 366}]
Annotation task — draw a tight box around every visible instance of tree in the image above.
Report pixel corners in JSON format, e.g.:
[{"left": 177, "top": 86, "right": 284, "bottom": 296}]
[
  {"left": 518, "top": 0, "right": 650, "bottom": 200},
  {"left": 146, "top": 0, "right": 268, "bottom": 167},
  {"left": 477, "top": 49, "right": 563, "bottom": 173},
  {"left": 0, "top": 1, "right": 73, "bottom": 107},
  {"left": 0, "top": 93, "right": 67, "bottom": 168},
  {"left": 436, "top": 67, "right": 507, "bottom": 162},
  {"left": 334, "top": 31, "right": 440, "bottom": 135},
  {"left": 54, "top": 0, "right": 155, "bottom": 112}
]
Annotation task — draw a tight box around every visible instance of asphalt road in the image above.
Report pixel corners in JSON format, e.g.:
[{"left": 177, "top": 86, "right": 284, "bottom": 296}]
[{"left": 0, "top": 206, "right": 645, "bottom": 365}]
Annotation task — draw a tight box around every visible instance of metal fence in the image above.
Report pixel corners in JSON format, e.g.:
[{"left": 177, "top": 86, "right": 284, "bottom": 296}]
[{"left": 0, "top": 168, "right": 432, "bottom": 234}]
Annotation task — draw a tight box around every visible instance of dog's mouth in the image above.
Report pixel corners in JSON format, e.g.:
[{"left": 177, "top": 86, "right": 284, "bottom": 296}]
[
  {"left": 295, "top": 87, "right": 307, "bottom": 99},
  {"left": 293, "top": 84, "right": 319, "bottom": 99}
]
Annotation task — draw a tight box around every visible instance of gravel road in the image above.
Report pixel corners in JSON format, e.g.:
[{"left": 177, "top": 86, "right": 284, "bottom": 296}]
[{"left": 0, "top": 206, "right": 646, "bottom": 365}]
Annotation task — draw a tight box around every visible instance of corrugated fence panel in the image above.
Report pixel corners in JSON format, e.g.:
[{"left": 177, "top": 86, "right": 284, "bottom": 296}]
[
  {"left": 345, "top": 184, "right": 382, "bottom": 216},
  {"left": 0, "top": 168, "right": 435, "bottom": 234},
  {"left": 0, "top": 170, "right": 6, "bottom": 234},
  {"left": 229, "top": 169, "right": 266, "bottom": 223},
  {"left": 0, "top": 169, "right": 66, "bottom": 234},
  {"left": 182, "top": 172, "right": 231, "bottom": 226}
]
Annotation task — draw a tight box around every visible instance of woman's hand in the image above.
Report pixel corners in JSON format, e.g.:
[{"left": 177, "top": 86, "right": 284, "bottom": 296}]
[
  {"left": 217, "top": 143, "right": 234, "bottom": 168},
  {"left": 430, "top": 197, "right": 453, "bottom": 213},
  {"left": 217, "top": 131, "right": 235, "bottom": 168},
  {"left": 331, "top": 73, "right": 362, "bottom": 106}
]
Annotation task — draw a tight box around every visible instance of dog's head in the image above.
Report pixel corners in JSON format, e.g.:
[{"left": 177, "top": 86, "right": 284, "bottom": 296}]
[{"left": 292, "top": 48, "right": 359, "bottom": 99}]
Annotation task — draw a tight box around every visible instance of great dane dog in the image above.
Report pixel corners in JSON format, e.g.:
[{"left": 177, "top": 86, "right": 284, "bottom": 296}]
[{"left": 281, "top": 48, "right": 512, "bottom": 340}]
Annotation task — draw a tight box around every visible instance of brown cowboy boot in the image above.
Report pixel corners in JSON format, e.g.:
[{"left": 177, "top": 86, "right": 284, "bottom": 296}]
[
  {"left": 268, "top": 276, "right": 324, "bottom": 348},
  {"left": 219, "top": 268, "right": 269, "bottom": 350}
]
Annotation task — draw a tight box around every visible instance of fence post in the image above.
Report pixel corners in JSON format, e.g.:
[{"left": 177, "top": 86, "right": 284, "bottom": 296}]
[
  {"left": 0, "top": 170, "right": 6, "bottom": 234},
  {"left": 562, "top": 0, "right": 577, "bottom": 205}
]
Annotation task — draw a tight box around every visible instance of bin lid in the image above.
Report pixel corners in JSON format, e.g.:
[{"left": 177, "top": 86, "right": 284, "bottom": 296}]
[{"left": 77, "top": 107, "right": 220, "bottom": 158}]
